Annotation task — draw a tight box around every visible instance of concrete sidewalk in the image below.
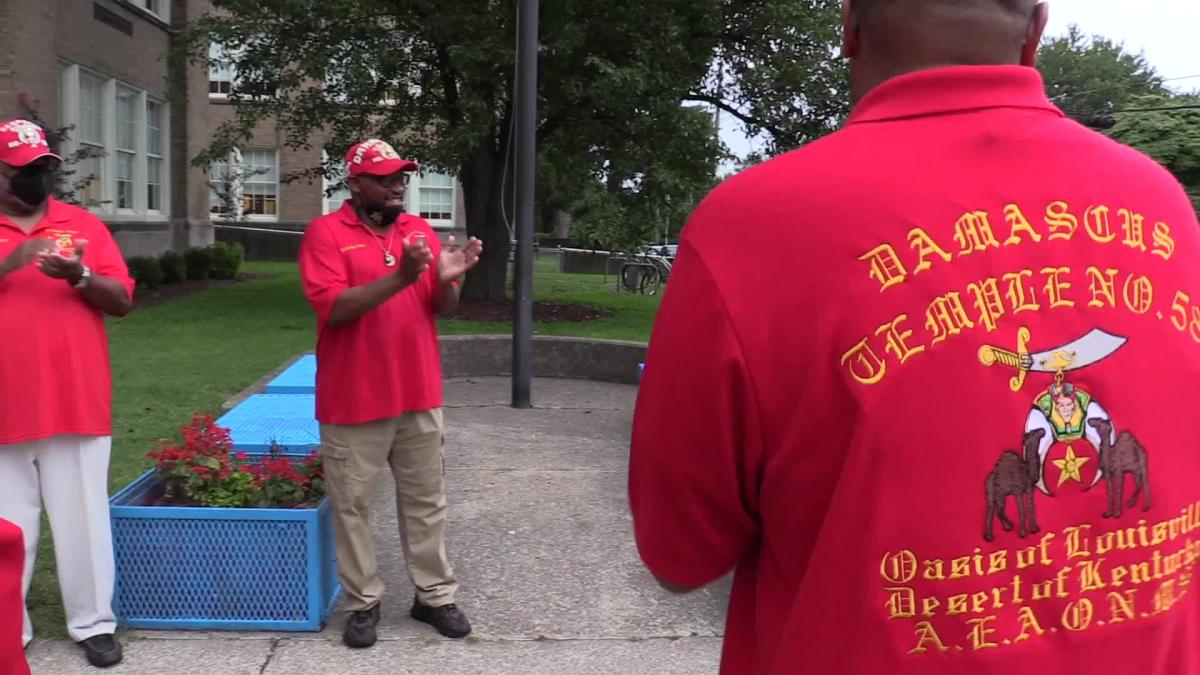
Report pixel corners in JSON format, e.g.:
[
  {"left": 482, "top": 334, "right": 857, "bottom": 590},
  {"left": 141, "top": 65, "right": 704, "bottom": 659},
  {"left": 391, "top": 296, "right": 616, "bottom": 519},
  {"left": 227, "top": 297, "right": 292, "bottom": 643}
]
[{"left": 26, "top": 377, "right": 728, "bottom": 674}]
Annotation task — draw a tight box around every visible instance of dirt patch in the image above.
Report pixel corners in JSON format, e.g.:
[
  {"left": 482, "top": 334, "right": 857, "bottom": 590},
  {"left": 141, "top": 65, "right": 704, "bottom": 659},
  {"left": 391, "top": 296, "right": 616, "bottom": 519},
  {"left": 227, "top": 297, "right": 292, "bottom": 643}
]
[
  {"left": 133, "top": 273, "right": 271, "bottom": 310},
  {"left": 446, "top": 299, "right": 612, "bottom": 323}
]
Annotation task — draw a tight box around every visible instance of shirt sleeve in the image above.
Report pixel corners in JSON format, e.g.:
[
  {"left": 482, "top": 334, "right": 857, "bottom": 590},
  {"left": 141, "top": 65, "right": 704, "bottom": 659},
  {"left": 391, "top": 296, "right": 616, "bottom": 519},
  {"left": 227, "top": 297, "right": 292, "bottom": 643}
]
[
  {"left": 84, "top": 216, "right": 134, "bottom": 300},
  {"left": 298, "top": 221, "right": 347, "bottom": 325},
  {"left": 628, "top": 241, "right": 764, "bottom": 588}
]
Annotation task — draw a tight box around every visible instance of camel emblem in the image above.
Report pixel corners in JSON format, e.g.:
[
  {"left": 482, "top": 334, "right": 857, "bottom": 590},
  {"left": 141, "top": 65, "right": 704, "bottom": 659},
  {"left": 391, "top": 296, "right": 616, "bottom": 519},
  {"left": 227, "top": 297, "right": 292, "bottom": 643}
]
[
  {"left": 978, "top": 327, "right": 1151, "bottom": 541},
  {"left": 1088, "top": 417, "right": 1151, "bottom": 518},
  {"left": 984, "top": 429, "right": 1045, "bottom": 542}
]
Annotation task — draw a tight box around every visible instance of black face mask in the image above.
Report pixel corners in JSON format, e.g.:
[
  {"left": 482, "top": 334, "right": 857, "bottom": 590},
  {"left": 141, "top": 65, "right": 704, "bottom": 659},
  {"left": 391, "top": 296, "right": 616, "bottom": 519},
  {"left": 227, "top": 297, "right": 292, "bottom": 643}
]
[
  {"left": 9, "top": 165, "right": 55, "bottom": 206},
  {"left": 361, "top": 203, "right": 403, "bottom": 228}
]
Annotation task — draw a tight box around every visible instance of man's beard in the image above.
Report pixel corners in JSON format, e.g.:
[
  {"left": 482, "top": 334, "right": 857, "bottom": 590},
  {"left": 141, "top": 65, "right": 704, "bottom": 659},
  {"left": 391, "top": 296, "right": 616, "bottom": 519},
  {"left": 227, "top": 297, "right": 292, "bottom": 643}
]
[{"left": 361, "top": 203, "right": 403, "bottom": 228}]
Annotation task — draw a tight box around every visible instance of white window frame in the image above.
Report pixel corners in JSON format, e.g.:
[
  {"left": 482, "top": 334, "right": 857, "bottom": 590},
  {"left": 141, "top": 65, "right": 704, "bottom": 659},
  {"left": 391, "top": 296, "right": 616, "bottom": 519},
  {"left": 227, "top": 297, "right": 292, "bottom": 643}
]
[
  {"left": 114, "top": 84, "right": 139, "bottom": 214},
  {"left": 209, "top": 147, "right": 280, "bottom": 223},
  {"left": 145, "top": 99, "right": 165, "bottom": 215},
  {"left": 58, "top": 63, "right": 171, "bottom": 221},
  {"left": 208, "top": 42, "right": 236, "bottom": 99},
  {"left": 69, "top": 67, "right": 107, "bottom": 209},
  {"left": 241, "top": 148, "right": 280, "bottom": 220},
  {"left": 134, "top": 0, "right": 169, "bottom": 22},
  {"left": 412, "top": 171, "right": 456, "bottom": 230},
  {"left": 321, "top": 150, "right": 352, "bottom": 215}
]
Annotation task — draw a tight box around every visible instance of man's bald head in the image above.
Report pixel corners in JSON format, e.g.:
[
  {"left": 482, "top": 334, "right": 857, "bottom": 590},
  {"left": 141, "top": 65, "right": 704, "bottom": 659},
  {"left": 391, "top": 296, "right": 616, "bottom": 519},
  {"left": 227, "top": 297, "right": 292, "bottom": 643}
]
[{"left": 843, "top": 0, "right": 1048, "bottom": 101}]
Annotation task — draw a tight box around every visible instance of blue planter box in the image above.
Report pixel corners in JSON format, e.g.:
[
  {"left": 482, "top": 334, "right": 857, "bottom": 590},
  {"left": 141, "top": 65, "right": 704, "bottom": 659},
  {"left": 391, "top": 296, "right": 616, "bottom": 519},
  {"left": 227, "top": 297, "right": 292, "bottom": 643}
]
[
  {"left": 110, "top": 460, "right": 341, "bottom": 631},
  {"left": 216, "top": 394, "right": 319, "bottom": 455}
]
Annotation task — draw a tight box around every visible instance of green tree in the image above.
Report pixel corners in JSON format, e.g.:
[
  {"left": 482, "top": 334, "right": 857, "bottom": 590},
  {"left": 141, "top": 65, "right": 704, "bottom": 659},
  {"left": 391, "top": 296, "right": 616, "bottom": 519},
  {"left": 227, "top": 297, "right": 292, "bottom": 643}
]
[
  {"left": 1038, "top": 25, "right": 1166, "bottom": 124},
  {"left": 1109, "top": 95, "right": 1200, "bottom": 213},
  {"left": 566, "top": 105, "right": 722, "bottom": 252},
  {"left": 689, "top": 0, "right": 849, "bottom": 157},
  {"left": 183, "top": 0, "right": 846, "bottom": 299}
]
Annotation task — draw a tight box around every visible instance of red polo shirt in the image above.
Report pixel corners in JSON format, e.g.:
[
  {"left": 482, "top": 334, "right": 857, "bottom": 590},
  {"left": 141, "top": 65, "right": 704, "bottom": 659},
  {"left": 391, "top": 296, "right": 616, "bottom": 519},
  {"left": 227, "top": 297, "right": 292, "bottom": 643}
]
[
  {"left": 299, "top": 201, "right": 444, "bottom": 425},
  {"left": 0, "top": 199, "right": 133, "bottom": 445},
  {"left": 631, "top": 66, "right": 1200, "bottom": 674}
]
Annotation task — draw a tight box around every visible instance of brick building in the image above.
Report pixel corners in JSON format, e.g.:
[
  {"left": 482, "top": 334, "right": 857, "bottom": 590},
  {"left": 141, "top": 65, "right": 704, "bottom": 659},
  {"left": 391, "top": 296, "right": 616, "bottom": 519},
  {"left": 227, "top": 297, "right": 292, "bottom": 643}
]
[{"left": 0, "top": 0, "right": 466, "bottom": 258}]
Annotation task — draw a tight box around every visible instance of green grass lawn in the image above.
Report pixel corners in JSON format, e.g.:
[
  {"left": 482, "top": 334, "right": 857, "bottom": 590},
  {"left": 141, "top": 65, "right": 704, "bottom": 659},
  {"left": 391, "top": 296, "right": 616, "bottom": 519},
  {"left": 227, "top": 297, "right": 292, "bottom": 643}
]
[
  {"left": 27, "top": 256, "right": 660, "bottom": 638},
  {"left": 439, "top": 256, "right": 663, "bottom": 340}
]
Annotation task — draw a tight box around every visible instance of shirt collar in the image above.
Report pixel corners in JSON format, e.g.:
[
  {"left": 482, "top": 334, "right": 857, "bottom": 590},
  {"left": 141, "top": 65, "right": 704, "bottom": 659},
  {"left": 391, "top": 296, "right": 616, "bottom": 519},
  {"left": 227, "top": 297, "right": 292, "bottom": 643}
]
[
  {"left": 847, "top": 65, "right": 1063, "bottom": 125},
  {"left": 44, "top": 198, "right": 73, "bottom": 224},
  {"left": 335, "top": 200, "right": 360, "bottom": 227}
]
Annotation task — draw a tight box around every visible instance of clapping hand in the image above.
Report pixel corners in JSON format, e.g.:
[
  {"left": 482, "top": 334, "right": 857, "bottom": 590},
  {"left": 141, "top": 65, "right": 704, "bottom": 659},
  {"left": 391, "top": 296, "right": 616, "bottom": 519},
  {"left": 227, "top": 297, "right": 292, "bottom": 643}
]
[
  {"left": 38, "top": 238, "right": 88, "bottom": 283},
  {"left": 399, "top": 235, "right": 434, "bottom": 285},
  {"left": 0, "top": 238, "right": 57, "bottom": 276},
  {"left": 437, "top": 236, "right": 483, "bottom": 285}
]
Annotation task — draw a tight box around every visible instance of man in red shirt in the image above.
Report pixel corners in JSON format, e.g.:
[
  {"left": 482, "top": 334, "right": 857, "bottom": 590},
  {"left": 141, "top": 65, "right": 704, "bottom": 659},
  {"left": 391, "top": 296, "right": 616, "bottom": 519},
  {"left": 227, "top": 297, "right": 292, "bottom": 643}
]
[
  {"left": 0, "top": 119, "right": 134, "bottom": 668},
  {"left": 299, "top": 139, "right": 482, "bottom": 649},
  {"left": 630, "top": 1, "right": 1200, "bottom": 673}
]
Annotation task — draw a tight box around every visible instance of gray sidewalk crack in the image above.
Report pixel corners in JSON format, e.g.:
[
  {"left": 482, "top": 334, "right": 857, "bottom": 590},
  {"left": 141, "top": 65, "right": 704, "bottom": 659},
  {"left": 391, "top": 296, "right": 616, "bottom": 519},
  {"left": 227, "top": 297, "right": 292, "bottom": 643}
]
[{"left": 257, "top": 638, "right": 281, "bottom": 675}]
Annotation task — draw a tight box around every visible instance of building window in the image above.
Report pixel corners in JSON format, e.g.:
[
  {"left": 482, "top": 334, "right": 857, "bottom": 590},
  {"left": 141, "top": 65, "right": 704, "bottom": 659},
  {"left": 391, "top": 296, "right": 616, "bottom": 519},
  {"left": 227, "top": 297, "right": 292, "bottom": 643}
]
[
  {"left": 209, "top": 156, "right": 234, "bottom": 216},
  {"left": 58, "top": 64, "right": 169, "bottom": 217},
  {"left": 77, "top": 72, "right": 105, "bottom": 207},
  {"left": 209, "top": 148, "right": 278, "bottom": 220},
  {"left": 115, "top": 86, "right": 137, "bottom": 210},
  {"left": 139, "top": 0, "right": 168, "bottom": 21},
  {"left": 209, "top": 42, "right": 235, "bottom": 96},
  {"left": 321, "top": 150, "right": 352, "bottom": 214},
  {"left": 418, "top": 172, "right": 454, "bottom": 223},
  {"left": 146, "top": 100, "right": 164, "bottom": 212},
  {"left": 242, "top": 148, "right": 278, "bottom": 216}
]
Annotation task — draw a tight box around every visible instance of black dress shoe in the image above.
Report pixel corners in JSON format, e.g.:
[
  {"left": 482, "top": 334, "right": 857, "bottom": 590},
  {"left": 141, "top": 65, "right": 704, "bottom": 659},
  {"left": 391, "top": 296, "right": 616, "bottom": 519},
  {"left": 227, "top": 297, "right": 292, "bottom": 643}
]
[
  {"left": 78, "top": 634, "right": 122, "bottom": 668},
  {"left": 343, "top": 603, "right": 381, "bottom": 648},
  {"left": 411, "top": 597, "right": 471, "bottom": 638}
]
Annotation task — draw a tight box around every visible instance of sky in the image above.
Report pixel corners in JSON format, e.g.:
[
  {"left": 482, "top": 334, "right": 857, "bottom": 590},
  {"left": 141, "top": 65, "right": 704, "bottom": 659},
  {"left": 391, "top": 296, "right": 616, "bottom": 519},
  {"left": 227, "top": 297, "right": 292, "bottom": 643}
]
[{"left": 720, "top": 0, "right": 1200, "bottom": 163}]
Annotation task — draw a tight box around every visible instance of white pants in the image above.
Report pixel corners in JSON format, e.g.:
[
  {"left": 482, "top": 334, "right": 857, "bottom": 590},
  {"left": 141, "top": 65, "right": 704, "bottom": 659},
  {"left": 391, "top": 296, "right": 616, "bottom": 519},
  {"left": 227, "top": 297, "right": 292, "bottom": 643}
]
[{"left": 0, "top": 436, "right": 116, "bottom": 644}]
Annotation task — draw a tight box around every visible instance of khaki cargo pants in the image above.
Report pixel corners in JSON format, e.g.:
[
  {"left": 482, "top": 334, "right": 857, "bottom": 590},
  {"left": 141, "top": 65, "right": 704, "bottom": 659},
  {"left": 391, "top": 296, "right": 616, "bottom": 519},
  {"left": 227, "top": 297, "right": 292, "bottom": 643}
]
[{"left": 319, "top": 409, "right": 458, "bottom": 611}]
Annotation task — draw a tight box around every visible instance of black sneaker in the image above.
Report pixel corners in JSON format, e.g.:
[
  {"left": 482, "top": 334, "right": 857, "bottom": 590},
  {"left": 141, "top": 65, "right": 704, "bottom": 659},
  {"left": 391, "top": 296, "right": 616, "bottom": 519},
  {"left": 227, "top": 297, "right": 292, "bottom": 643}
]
[
  {"left": 410, "top": 597, "right": 471, "bottom": 638},
  {"left": 78, "top": 634, "right": 122, "bottom": 668},
  {"left": 343, "top": 603, "right": 381, "bottom": 648}
]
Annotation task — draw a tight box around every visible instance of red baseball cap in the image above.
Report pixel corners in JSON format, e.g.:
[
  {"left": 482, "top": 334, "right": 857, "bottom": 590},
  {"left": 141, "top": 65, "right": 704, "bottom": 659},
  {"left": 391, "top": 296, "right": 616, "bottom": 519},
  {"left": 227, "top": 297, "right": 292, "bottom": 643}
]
[
  {"left": 345, "top": 139, "right": 419, "bottom": 178},
  {"left": 0, "top": 119, "right": 62, "bottom": 168}
]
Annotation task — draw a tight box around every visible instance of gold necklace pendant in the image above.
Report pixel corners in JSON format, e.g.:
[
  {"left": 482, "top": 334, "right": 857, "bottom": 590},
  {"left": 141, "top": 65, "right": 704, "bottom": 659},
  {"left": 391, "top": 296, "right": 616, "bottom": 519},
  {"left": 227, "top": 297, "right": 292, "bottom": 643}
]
[{"left": 384, "top": 252, "right": 397, "bottom": 267}]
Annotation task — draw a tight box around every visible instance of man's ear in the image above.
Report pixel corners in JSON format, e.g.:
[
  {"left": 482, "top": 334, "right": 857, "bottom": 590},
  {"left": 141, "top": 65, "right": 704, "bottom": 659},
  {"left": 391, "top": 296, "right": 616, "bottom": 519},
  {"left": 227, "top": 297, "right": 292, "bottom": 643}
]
[{"left": 1021, "top": 2, "right": 1050, "bottom": 67}]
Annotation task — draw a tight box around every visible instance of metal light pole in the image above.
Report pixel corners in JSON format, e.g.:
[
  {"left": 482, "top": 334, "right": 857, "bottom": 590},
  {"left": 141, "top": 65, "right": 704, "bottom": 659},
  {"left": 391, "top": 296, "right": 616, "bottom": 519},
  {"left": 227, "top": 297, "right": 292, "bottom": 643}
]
[{"left": 512, "top": 0, "right": 538, "bottom": 408}]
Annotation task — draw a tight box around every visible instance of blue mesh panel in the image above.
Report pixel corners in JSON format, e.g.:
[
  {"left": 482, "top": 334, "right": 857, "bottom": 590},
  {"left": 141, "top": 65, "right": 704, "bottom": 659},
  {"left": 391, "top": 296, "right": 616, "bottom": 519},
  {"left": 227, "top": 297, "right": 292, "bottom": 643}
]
[
  {"left": 113, "top": 518, "right": 309, "bottom": 622},
  {"left": 264, "top": 355, "right": 317, "bottom": 395},
  {"left": 216, "top": 394, "right": 318, "bottom": 454}
]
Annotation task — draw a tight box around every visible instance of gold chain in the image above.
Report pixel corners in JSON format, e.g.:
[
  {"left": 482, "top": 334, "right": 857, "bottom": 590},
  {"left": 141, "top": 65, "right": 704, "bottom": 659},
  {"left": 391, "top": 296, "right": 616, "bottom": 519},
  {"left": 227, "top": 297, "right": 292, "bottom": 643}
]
[{"left": 360, "top": 221, "right": 397, "bottom": 266}]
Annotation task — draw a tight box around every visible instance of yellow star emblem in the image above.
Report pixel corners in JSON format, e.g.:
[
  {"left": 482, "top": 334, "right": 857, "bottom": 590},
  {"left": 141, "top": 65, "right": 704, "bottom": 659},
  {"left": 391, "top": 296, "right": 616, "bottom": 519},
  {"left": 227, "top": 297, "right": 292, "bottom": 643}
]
[{"left": 1053, "top": 445, "right": 1090, "bottom": 487}]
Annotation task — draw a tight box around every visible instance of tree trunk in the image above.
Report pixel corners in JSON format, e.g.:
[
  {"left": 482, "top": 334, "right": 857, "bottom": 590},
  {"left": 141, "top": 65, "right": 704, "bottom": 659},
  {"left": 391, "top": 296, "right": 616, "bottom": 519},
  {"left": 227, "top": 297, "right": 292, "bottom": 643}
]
[
  {"left": 459, "top": 144, "right": 510, "bottom": 301},
  {"left": 550, "top": 208, "right": 571, "bottom": 239}
]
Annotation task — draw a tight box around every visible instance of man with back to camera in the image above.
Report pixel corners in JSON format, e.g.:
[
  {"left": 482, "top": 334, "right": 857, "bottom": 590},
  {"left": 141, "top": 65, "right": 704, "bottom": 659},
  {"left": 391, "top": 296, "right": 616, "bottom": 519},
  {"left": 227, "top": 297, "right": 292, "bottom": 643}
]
[
  {"left": 629, "top": 1, "right": 1200, "bottom": 673},
  {"left": 299, "top": 139, "right": 483, "bottom": 648},
  {"left": 0, "top": 119, "right": 134, "bottom": 669}
]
